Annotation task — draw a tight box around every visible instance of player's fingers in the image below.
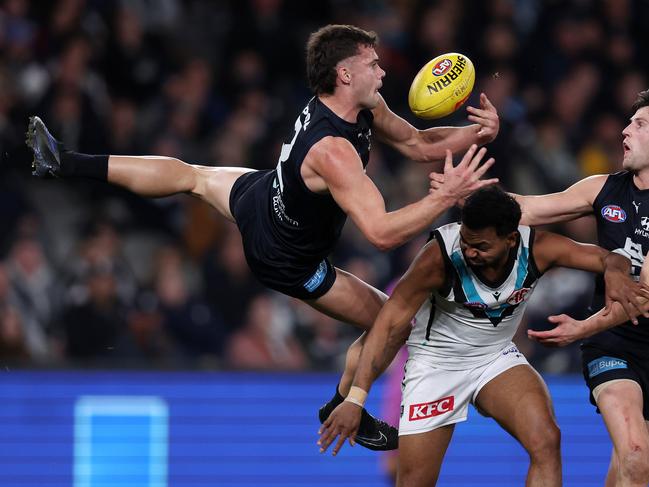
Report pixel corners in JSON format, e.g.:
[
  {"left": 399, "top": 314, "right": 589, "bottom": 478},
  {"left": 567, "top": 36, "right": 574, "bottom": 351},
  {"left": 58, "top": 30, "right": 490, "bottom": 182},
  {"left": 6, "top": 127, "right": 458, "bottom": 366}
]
[
  {"left": 443, "top": 149, "right": 453, "bottom": 173},
  {"left": 319, "top": 432, "right": 337, "bottom": 453},
  {"left": 467, "top": 147, "right": 487, "bottom": 172},
  {"left": 457, "top": 144, "right": 477, "bottom": 168},
  {"left": 473, "top": 158, "right": 496, "bottom": 179},
  {"left": 332, "top": 432, "right": 349, "bottom": 456},
  {"left": 470, "top": 177, "right": 498, "bottom": 191},
  {"left": 471, "top": 178, "right": 499, "bottom": 192},
  {"left": 481, "top": 93, "right": 496, "bottom": 111}
]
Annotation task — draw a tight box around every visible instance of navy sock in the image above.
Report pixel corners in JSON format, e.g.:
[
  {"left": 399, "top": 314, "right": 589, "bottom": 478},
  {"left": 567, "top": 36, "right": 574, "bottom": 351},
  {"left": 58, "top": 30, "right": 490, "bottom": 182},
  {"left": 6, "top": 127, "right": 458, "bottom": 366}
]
[{"left": 60, "top": 151, "right": 109, "bottom": 180}]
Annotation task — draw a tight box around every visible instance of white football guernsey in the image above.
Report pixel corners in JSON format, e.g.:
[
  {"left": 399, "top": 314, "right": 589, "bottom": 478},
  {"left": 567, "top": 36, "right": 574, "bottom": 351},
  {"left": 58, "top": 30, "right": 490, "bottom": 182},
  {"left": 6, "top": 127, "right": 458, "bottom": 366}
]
[{"left": 407, "top": 223, "right": 541, "bottom": 370}]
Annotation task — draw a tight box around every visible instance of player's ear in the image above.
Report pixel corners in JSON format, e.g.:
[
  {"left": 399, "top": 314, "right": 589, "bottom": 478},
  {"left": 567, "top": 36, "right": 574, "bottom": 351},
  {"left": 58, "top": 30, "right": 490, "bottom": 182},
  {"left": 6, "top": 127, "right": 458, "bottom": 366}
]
[
  {"left": 337, "top": 65, "right": 352, "bottom": 85},
  {"left": 506, "top": 231, "right": 518, "bottom": 248}
]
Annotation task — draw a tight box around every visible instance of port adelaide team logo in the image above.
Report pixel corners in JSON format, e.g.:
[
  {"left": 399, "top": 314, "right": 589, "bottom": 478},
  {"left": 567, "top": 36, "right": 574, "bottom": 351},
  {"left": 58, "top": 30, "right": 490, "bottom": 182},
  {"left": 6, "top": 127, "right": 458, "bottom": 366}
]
[{"left": 601, "top": 204, "right": 626, "bottom": 223}]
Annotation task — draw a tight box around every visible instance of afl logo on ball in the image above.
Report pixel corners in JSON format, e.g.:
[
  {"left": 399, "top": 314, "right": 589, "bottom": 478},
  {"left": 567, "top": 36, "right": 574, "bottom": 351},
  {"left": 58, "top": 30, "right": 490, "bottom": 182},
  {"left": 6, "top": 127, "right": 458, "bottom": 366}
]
[
  {"left": 432, "top": 59, "right": 452, "bottom": 76},
  {"left": 601, "top": 205, "right": 626, "bottom": 223}
]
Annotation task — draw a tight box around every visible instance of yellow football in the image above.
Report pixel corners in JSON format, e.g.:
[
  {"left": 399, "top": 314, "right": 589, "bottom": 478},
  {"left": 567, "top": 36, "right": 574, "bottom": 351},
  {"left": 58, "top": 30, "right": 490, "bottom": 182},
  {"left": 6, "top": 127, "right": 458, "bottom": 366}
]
[{"left": 408, "top": 53, "right": 475, "bottom": 119}]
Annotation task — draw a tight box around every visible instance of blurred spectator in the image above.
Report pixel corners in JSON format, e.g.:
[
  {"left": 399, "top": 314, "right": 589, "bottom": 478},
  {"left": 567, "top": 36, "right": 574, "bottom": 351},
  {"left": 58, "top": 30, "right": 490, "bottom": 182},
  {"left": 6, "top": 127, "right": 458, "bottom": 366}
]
[
  {"left": 0, "top": 303, "right": 30, "bottom": 362},
  {"left": 202, "top": 224, "right": 264, "bottom": 335},
  {"left": 152, "top": 244, "right": 226, "bottom": 364},
  {"left": 226, "top": 293, "right": 307, "bottom": 370},
  {"left": 57, "top": 259, "right": 136, "bottom": 361}
]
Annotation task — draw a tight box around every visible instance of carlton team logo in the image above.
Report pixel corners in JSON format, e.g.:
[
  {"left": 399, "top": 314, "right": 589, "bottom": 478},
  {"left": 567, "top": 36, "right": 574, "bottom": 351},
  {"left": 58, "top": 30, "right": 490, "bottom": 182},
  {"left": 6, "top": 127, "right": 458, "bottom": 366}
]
[
  {"left": 506, "top": 288, "right": 530, "bottom": 305},
  {"left": 409, "top": 395, "right": 455, "bottom": 421},
  {"left": 432, "top": 58, "right": 452, "bottom": 76},
  {"left": 601, "top": 205, "right": 626, "bottom": 223}
]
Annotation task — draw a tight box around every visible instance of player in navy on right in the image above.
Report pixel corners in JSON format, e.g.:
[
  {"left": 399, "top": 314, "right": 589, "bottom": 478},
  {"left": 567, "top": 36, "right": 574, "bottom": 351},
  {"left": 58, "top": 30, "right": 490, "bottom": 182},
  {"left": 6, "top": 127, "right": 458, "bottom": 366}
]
[
  {"left": 26, "top": 24, "right": 501, "bottom": 450},
  {"left": 521, "top": 90, "right": 649, "bottom": 487}
]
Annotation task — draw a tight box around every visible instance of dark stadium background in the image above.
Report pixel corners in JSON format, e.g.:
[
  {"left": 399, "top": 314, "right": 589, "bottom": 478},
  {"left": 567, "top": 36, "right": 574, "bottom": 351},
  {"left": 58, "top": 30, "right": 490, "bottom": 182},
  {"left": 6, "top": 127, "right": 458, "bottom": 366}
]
[{"left": 0, "top": 1, "right": 647, "bottom": 485}]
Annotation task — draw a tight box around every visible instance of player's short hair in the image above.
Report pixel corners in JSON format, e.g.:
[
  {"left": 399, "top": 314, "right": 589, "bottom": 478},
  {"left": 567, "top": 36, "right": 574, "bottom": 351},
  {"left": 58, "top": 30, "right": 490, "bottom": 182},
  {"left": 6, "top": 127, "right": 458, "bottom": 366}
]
[
  {"left": 632, "top": 89, "right": 649, "bottom": 112},
  {"left": 461, "top": 186, "right": 521, "bottom": 236},
  {"left": 306, "top": 24, "right": 378, "bottom": 95}
]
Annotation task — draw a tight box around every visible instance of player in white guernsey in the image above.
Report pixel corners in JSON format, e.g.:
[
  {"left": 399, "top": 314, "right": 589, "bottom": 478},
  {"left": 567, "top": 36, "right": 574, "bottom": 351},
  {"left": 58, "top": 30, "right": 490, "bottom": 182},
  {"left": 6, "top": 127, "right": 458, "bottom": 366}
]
[{"left": 318, "top": 186, "right": 634, "bottom": 487}]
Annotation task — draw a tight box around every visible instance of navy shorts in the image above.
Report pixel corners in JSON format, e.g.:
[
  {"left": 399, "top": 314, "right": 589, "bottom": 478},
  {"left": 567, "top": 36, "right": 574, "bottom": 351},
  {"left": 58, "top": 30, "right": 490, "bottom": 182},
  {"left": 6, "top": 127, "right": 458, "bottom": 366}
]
[
  {"left": 229, "top": 170, "right": 337, "bottom": 300},
  {"left": 581, "top": 345, "right": 649, "bottom": 419}
]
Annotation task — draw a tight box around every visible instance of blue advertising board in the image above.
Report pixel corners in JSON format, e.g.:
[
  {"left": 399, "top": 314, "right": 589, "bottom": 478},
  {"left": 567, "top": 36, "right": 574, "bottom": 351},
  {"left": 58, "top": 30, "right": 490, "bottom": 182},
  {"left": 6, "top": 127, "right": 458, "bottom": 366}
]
[{"left": 0, "top": 371, "right": 610, "bottom": 486}]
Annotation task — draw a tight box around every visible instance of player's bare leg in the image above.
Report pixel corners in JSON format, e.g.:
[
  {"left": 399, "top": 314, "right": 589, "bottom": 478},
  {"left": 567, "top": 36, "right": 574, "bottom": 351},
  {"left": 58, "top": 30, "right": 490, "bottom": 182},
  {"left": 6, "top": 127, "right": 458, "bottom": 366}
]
[
  {"left": 27, "top": 115, "right": 253, "bottom": 222},
  {"left": 596, "top": 380, "right": 649, "bottom": 487},
  {"left": 108, "top": 156, "right": 254, "bottom": 221},
  {"left": 475, "top": 364, "right": 561, "bottom": 487},
  {"left": 309, "top": 268, "right": 402, "bottom": 450},
  {"left": 397, "top": 425, "right": 455, "bottom": 487}
]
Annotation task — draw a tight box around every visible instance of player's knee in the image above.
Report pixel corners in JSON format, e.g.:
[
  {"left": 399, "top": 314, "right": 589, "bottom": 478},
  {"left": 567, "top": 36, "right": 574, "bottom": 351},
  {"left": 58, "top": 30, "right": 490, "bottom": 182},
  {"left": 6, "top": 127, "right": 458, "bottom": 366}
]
[
  {"left": 618, "top": 444, "right": 649, "bottom": 484},
  {"left": 525, "top": 421, "right": 561, "bottom": 462},
  {"left": 397, "top": 462, "right": 438, "bottom": 487}
]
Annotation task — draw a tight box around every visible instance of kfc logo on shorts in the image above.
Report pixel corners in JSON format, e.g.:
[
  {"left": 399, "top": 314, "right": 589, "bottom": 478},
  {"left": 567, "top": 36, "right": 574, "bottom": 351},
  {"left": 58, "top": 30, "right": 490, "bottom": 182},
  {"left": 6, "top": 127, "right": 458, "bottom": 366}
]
[
  {"left": 601, "top": 205, "right": 626, "bottom": 223},
  {"left": 506, "top": 288, "right": 530, "bottom": 305},
  {"left": 409, "top": 396, "right": 455, "bottom": 421},
  {"left": 432, "top": 59, "right": 452, "bottom": 76}
]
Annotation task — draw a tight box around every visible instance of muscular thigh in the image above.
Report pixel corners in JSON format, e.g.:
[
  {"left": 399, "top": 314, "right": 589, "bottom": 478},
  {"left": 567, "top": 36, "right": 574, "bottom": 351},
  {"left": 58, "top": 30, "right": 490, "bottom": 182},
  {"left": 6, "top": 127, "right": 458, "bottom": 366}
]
[
  {"left": 475, "top": 364, "right": 556, "bottom": 442},
  {"left": 195, "top": 166, "right": 255, "bottom": 221},
  {"left": 307, "top": 267, "right": 387, "bottom": 329}
]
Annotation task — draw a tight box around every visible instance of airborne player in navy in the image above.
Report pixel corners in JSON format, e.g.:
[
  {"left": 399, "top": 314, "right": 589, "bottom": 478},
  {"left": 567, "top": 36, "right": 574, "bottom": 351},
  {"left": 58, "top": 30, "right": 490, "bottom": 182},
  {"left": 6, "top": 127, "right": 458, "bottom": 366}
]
[
  {"left": 26, "top": 24, "right": 500, "bottom": 450},
  {"left": 318, "top": 186, "right": 636, "bottom": 486}
]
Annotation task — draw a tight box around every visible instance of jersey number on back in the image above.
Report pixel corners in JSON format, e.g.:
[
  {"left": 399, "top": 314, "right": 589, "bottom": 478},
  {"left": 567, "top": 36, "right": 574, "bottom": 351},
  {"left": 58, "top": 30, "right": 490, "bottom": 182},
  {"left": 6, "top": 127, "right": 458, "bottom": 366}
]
[{"left": 275, "top": 105, "right": 311, "bottom": 193}]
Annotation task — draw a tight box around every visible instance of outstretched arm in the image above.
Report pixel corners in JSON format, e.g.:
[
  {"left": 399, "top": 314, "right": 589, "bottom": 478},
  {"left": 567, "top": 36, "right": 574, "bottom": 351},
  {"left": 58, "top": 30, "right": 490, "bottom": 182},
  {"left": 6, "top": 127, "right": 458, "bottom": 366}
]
[
  {"left": 528, "top": 245, "right": 649, "bottom": 347},
  {"left": 512, "top": 175, "right": 607, "bottom": 226},
  {"left": 310, "top": 139, "right": 497, "bottom": 251},
  {"left": 317, "top": 240, "right": 445, "bottom": 455},
  {"left": 371, "top": 93, "right": 499, "bottom": 162}
]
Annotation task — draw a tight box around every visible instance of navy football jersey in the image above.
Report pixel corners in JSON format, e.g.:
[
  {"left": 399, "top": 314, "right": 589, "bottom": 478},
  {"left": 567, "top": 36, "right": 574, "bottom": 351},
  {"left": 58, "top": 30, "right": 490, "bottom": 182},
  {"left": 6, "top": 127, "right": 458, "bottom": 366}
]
[
  {"left": 270, "top": 96, "right": 373, "bottom": 259},
  {"left": 585, "top": 171, "right": 649, "bottom": 347},
  {"left": 229, "top": 96, "right": 374, "bottom": 296}
]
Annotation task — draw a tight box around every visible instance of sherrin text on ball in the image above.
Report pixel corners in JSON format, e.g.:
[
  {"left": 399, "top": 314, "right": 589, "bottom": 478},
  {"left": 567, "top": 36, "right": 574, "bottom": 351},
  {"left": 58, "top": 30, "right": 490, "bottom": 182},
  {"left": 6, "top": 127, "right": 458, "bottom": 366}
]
[{"left": 408, "top": 53, "right": 475, "bottom": 119}]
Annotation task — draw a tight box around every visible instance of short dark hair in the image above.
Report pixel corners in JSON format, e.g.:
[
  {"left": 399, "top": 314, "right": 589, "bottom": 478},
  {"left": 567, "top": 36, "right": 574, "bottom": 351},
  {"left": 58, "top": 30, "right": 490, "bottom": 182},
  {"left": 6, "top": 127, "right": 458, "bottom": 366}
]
[
  {"left": 461, "top": 186, "right": 521, "bottom": 236},
  {"left": 632, "top": 89, "right": 649, "bottom": 112},
  {"left": 306, "top": 24, "right": 378, "bottom": 95}
]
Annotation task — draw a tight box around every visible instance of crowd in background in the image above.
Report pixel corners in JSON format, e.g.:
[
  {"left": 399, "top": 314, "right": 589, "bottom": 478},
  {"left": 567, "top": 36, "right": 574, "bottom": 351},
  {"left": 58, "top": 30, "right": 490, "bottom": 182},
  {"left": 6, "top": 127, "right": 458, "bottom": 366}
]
[{"left": 0, "top": 0, "right": 647, "bottom": 373}]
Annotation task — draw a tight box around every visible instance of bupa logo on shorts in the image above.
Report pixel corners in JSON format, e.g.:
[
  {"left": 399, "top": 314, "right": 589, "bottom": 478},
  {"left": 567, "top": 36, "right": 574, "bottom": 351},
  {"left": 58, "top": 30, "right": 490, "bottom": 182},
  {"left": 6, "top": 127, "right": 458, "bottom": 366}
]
[
  {"left": 506, "top": 288, "right": 530, "bottom": 305},
  {"left": 432, "top": 59, "right": 452, "bottom": 76},
  {"left": 409, "top": 395, "right": 454, "bottom": 421},
  {"left": 601, "top": 205, "right": 627, "bottom": 223},
  {"left": 587, "top": 356, "right": 628, "bottom": 378},
  {"left": 502, "top": 345, "right": 520, "bottom": 356},
  {"left": 303, "top": 260, "right": 327, "bottom": 293}
]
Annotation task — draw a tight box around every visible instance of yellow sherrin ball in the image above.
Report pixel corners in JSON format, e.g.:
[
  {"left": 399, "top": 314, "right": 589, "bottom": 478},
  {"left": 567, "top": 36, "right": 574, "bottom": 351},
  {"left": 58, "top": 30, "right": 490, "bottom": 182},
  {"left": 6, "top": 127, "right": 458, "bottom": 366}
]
[{"left": 408, "top": 53, "right": 475, "bottom": 120}]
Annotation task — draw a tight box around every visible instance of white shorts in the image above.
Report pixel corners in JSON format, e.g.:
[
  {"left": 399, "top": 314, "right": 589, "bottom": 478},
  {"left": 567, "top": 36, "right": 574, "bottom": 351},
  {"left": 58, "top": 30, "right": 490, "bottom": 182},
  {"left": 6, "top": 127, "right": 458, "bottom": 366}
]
[{"left": 399, "top": 342, "right": 530, "bottom": 436}]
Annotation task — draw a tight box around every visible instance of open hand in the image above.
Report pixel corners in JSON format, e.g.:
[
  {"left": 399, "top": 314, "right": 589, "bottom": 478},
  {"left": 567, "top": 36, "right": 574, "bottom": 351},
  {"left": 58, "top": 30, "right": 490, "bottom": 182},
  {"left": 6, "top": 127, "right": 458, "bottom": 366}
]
[
  {"left": 467, "top": 93, "right": 499, "bottom": 144},
  {"left": 431, "top": 145, "right": 498, "bottom": 205},
  {"left": 317, "top": 401, "right": 362, "bottom": 456},
  {"left": 527, "top": 314, "right": 586, "bottom": 347}
]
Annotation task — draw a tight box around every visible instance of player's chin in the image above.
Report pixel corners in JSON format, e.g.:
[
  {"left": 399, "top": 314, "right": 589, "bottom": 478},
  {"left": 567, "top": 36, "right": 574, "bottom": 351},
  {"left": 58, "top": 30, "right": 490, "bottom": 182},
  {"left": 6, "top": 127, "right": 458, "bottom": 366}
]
[{"left": 364, "top": 92, "right": 381, "bottom": 109}]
